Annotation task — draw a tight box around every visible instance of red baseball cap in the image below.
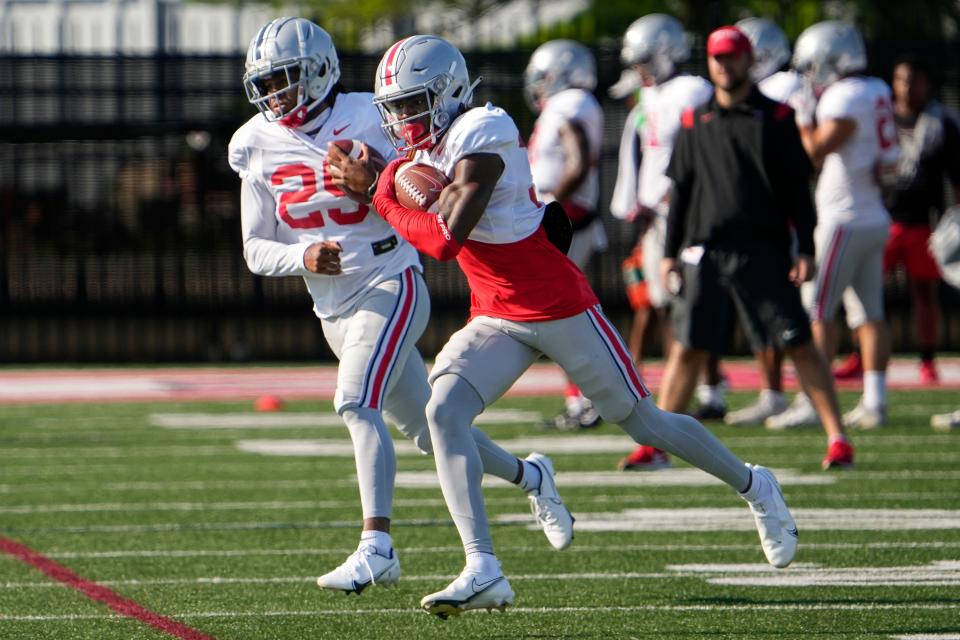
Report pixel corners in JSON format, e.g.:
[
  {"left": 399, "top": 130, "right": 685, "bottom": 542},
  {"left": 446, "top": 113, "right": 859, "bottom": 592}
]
[{"left": 707, "top": 26, "right": 753, "bottom": 57}]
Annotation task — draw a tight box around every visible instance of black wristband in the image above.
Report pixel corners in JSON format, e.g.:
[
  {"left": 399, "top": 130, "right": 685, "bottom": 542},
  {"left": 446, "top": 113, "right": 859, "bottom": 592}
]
[{"left": 367, "top": 170, "right": 381, "bottom": 198}]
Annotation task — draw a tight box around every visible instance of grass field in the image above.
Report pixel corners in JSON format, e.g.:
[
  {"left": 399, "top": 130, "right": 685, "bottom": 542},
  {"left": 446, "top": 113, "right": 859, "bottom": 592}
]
[{"left": 2, "top": 388, "right": 959, "bottom": 639}]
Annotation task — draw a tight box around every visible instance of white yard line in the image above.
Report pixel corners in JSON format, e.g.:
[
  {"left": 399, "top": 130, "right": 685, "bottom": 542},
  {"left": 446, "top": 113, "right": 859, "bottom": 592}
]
[
  {"left": 33, "top": 541, "right": 960, "bottom": 561},
  {"left": 148, "top": 409, "right": 542, "bottom": 429},
  {"left": 1, "top": 602, "right": 958, "bottom": 622},
  {"left": 5, "top": 491, "right": 957, "bottom": 515}
]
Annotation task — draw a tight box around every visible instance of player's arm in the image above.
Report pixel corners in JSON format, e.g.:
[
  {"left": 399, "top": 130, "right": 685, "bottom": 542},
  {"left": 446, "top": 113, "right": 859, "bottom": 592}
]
[
  {"left": 549, "top": 120, "right": 590, "bottom": 204},
  {"left": 240, "top": 178, "right": 341, "bottom": 276},
  {"left": 798, "top": 117, "right": 856, "bottom": 168},
  {"left": 437, "top": 153, "right": 505, "bottom": 243}
]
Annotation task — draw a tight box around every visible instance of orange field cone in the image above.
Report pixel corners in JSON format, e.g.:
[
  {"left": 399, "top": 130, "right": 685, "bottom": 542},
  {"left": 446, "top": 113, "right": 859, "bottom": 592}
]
[{"left": 255, "top": 395, "right": 284, "bottom": 412}]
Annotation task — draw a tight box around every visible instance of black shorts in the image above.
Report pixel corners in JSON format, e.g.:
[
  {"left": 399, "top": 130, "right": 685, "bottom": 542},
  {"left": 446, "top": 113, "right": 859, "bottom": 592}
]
[{"left": 671, "top": 245, "right": 812, "bottom": 353}]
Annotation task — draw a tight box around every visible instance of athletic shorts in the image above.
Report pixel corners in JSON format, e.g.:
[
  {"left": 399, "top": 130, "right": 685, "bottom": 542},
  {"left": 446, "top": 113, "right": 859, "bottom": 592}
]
[
  {"left": 884, "top": 221, "right": 940, "bottom": 281},
  {"left": 321, "top": 267, "right": 428, "bottom": 414},
  {"left": 803, "top": 223, "right": 889, "bottom": 329},
  {"left": 671, "top": 245, "right": 812, "bottom": 353},
  {"left": 429, "top": 305, "right": 651, "bottom": 424}
]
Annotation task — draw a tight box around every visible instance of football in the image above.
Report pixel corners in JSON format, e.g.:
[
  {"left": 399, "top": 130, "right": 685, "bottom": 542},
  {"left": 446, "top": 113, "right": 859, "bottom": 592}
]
[
  {"left": 331, "top": 138, "right": 387, "bottom": 168},
  {"left": 330, "top": 138, "right": 362, "bottom": 159},
  {"left": 395, "top": 162, "right": 451, "bottom": 212}
]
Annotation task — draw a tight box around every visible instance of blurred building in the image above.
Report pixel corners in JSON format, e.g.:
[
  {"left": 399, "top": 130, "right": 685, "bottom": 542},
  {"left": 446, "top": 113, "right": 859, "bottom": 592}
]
[{"left": 0, "top": 0, "right": 588, "bottom": 54}]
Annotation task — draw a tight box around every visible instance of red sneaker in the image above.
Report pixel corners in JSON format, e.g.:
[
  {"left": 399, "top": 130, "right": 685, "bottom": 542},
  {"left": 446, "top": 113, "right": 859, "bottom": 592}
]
[
  {"left": 833, "top": 352, "right": 863, "bottom": 380},
  {"left": 822, "top": 439, "right": 854, "bottom": 470},
  {"left": 919, "top": 360, "right": 939, "bottom": 385},
  {"left": 618, "top": 445, "right": 671, "bottom": 471}
]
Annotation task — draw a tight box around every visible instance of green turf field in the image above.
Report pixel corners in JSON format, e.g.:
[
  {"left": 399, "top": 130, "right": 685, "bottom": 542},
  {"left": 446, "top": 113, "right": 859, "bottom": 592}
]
[{"left": 1, "top": 390, "right": 959, "bottom": 639}]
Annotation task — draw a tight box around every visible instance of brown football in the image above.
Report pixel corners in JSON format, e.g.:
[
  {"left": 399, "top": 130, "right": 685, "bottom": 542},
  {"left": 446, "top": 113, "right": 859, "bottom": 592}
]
[{"left": 394, "top": 162, "right": 451, "bottom": 212}]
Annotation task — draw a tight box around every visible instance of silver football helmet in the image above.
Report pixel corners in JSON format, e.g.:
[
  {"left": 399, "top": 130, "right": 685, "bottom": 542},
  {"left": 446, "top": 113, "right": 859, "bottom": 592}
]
[
  {"left": 523, "top": 39, "right": 597, "bottom": 112},
  {"left": 620, "top": 13, "right": 690, "bottom": 84},
  {"left": 373, "top": 35, "right": 480, "bottom": 152},
  {"left": 243, "top": 17, "right": 340, "bottom": 127},
  {"left": 792, "top": 21, "right": 866, "bottom": 92},
  {"left": 736, "top": 17, "right": 791, "bottom": 82}
]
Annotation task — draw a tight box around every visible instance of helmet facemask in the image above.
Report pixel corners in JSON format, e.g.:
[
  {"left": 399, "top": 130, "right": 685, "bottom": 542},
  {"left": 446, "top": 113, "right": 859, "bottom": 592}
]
[
  {"left": 243, "top": 18, "right": 340, "bottom": 128},
  {"left": 375, "top": 72, "right": 464, "bottom": 152}
]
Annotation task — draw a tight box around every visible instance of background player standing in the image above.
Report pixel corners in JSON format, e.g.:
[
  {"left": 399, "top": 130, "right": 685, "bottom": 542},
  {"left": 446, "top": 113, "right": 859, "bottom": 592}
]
[{"left": 524, "top": 39, "right": 606, "bottom": 430}]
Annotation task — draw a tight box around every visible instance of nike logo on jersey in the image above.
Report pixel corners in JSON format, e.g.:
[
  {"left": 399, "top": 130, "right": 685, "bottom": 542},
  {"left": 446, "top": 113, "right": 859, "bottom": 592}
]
[
  {"left": 786, "top": 527, "right": 799, "bottom": 538},
  {"left": 332, "top": 125, "right": 350, "bottom": 136}
]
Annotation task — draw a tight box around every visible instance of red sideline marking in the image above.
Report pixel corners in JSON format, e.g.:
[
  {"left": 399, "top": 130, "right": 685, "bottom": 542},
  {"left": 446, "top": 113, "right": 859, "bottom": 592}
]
[{"left": 0, "top": 537, "right": 216, "bottom": 640}]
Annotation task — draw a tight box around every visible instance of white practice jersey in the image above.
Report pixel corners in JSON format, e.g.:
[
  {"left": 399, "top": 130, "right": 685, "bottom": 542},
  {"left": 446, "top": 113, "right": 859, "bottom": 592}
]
[
  {"left": 632, "top": 75, "right": 713, "bottom": 215},
  {"left": 229, "top": 92, "right": 420, "bottom": 319},
  {"left": 413, "top": 103, "right": 544, "bottom": 244},
  {"left": 815, "top": 76, "right": 899, "bottom": 227},
  {"left": 528, "top": 88, "right": 603, "bottom": 210},
  {"left": 759, "top": 70, "right": 803, "bottom": 107}
]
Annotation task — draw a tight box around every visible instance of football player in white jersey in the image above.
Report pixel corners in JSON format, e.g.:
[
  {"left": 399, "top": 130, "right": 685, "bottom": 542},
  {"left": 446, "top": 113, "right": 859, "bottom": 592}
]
[
  {"left": 791, "top": 21, "right": 899, "bottom": 430},
  {"left": 609, "top": 14, "right": 717, "bottom": 470},
  {"left": 230, "top": 17, "right": 574, "bottom": 597},
  {"left": 371, "top": 34, "right": 798, "bottom": 618},
  {"left": 524, "top": 39, "right": 606, "bottom": 431}
]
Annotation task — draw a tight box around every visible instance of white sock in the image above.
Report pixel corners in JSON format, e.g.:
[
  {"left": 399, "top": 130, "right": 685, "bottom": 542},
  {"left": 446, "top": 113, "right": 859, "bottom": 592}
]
[
  {"left": 696, "top": 384, "right": 724, "bottom": 407},
  {"left": 565, "top": 395, "right": 584, "bottom": 416},
  {"left": 518, "top": 459, "right": 542, "bottom": 494},
  {"left": 863, "top": 371, "right": 886, "bottom": 410},
  {"left": 465, "top": 552, "right": 502, "bottom": 576},
  {"left": 739, "top": 467, "right": 764, "bottom": 502},
  {"left": 760, "top": 389, "right": 784, "bottom": 404},
  {"left": 360, "top": 530, "right": 393, "bottom": 556}
]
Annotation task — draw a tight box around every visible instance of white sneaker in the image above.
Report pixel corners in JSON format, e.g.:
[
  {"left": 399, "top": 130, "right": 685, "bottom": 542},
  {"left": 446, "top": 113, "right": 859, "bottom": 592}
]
[
  {"left": 764, "top": 393, "right": 820, "bottom": 430},
  {"left": 931, "top": 409, "right": 960, "bottom": 431},
  {"left": 524, "top": 452, "right": 574, "bottom": 550},
  {"left": 843, "top": 399, "right": 886, "bottom": 430},
  {"left": 420, "top": 568, "right": 515, "bottom": 618},
  {"left": 726, "top": 390, "right": 788, "bottom": 425},
  {"left": 741, "top": 464, "right": 798, "bottom": 569},
  {"left": 316, "top": 545, "right": 400, "bottom": 594}
]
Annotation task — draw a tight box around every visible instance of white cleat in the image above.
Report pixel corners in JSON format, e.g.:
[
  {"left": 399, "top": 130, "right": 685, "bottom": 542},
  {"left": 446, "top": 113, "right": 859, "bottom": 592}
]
[
  {"left": 525, "top": 452, "right": 574, "bottom": 550},
  {"left": 741, "top": 464, "right": 798, "bottom": 568},
  {"left": 726, "top": 390, "right": 788, "bottom": 425},
  {"left": 843, "top": 399, "right": 886, "bottom": 430},
  {"left": 931, "top": 409, "right": 960, "bottom": 431},
  {"left": 764, "top": 393, "right": 820, "bottom": 431},
  {"left": 420, "top": 568, "right": 515, "bottom": 619},
  {"left": 316, "top": 545, "right": 400, "bottom": 594}
]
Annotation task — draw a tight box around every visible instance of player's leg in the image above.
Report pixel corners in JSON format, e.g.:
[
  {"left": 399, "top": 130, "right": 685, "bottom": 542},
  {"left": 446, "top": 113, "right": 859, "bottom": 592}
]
[
  {"left": 841, "top": 225, "right": 891, "bottom": 429},
  {"left": 725, "top": 245, "right": 851, "bottom": 466},
  {"left": 545, "top": 222, "right": 604, "bottom": 429},
  {"left": 315, "top": 268, "right": 425, "bottom": 593},
  {"left": 621, "top": 248, "right": 729, "bottom": 469},
  {"left": 776, "top": 225, "right": 851, "bottom": 430},
  {"left": 537, "top": 304, "right": 798, "bottom": 568},
  {"left": 418, "top": 318, "right": 541, "bottom": 616},
  {"left": 902, "top": 223, "right": 942, "bottom": 382},
  {"left": 382, "top": 346, "right": 569, "bottom": 549}
]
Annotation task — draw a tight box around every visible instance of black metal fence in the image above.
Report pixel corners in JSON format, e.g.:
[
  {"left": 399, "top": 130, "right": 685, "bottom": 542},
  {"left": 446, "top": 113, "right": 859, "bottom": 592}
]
[{"left": 2, "top": 46, "right": 959, "bottom": 362}]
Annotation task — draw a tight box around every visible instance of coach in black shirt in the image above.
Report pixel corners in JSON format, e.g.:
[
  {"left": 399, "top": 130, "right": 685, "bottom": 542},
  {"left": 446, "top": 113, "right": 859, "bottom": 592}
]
[{"left": 657, "top": 26, "right": 851, "bottom": 469}]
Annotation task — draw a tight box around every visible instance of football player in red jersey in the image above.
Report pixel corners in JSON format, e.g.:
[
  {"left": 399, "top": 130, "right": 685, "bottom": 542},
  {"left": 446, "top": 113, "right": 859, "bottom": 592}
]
[
  {"left": 231, "top": 17, "right": 574, "bottom": 598},
  {"left": 371, "top": 34, "right": 798, "bottom": 618}
]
